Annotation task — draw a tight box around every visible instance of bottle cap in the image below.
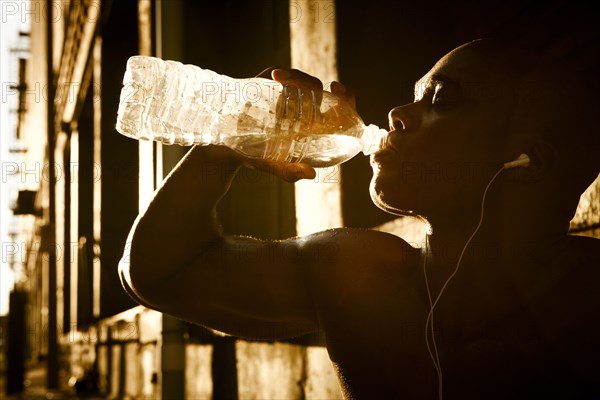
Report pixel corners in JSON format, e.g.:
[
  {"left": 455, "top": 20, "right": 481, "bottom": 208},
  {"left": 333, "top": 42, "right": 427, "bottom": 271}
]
[{"left": 362, "top": 124, "right": 388, "bottom": 155}]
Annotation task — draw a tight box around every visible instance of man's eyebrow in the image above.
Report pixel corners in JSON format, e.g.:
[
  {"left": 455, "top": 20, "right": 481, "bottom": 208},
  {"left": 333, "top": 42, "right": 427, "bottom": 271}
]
[
  {"left": 414, "top": 74, "right": 462, "bottom": 98},
  {"left": 430, "top": 73, "right": 460, "bottom": 84}
]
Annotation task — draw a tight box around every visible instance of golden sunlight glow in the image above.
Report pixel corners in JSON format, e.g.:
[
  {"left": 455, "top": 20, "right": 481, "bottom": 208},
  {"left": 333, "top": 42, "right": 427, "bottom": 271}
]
[
  {"left": 290, "top": 0, "right": 342, "bottom": 235},
  {"left": 70, "top": 128, "right": 79, "bottom": 326},
  {"left": 139, "top": 141, "right": 155, "bottom": 210},
  {"left": 286, "top": 2, "right": 344, "bottom": 398},
  {"left": 54, "top": 131, "right": 67, "bottom": 331},
  {"left": 138, "top": 0, "right": 156, "bottom": 211}
]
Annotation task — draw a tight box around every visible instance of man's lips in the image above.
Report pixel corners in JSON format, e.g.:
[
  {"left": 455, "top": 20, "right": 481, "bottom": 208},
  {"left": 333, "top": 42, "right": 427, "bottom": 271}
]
[
  {"left": 371, "top": 132, "right": 402, "bottom": 163},
  {"left": 371, "top": 147, "right": 399, "bottom": 165}
]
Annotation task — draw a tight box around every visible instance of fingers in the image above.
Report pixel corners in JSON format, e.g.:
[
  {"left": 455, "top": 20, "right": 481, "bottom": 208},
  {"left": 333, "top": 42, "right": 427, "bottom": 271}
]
[
  {"left": 257, "top": 67, "right": 324, "bottom": 92},
  {"left": 260, "top": 68, "right": 354, "bottom": 106},
  {"left": 202, "top": 145, "right": 316, "bottom": 182},
  {"left": 272, "top": 68, "right": 323, "bottom": 91},
  {"left": 242, "top": 159, "right": 317, "bottom": 182},
  {"left": 255, "top": 66, "right": 280, "bottom": 79},
  {"left": 331, "top": 81, "right": 357, "bottom": 110},
  {"left": 273, "top": 162, "right": 317, "bottom": 183},
  {"left": 271, "top": 70, "right": 357, "bottom": 110}
]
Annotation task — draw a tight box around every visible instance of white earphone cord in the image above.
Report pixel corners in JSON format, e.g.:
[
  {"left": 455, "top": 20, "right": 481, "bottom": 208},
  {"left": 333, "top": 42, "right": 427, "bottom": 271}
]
[{"left": 424, "top": 165, "right": 507, "bottom": 400}]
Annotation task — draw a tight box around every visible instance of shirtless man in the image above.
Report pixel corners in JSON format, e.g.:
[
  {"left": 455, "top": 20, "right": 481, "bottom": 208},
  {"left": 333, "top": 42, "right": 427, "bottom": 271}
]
[{"left": 119, "top": 39, "right": 600, "bottom": 398}]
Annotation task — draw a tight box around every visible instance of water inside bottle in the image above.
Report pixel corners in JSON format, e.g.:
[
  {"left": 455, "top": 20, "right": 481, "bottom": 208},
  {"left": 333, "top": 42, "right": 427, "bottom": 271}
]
[{"left": 223, "top": 133, "right": 363, "bottom": 168}]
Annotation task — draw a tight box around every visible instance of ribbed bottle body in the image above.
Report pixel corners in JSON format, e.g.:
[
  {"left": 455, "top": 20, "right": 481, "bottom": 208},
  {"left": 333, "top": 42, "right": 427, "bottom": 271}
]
[{"left": 116, "top": 56, "right": 385, "bottom": 166}]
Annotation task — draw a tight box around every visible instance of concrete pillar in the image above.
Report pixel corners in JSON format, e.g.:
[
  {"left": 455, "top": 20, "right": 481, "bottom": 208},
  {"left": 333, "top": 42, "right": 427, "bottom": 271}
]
[{"left": 161, "top": 315, "right": 185, "bottom": 399}]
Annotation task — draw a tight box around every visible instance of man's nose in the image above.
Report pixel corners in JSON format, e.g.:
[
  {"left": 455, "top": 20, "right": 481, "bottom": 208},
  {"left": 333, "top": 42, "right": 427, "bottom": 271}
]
[{"left": 388, "top": 104, "right": 420, "bottom": 131}]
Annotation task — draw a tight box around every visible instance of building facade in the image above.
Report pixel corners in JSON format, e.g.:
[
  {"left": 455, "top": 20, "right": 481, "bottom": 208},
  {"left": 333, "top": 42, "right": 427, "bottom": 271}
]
[{"left": 4, "top": 0, "right": 599, "bottom": 398}]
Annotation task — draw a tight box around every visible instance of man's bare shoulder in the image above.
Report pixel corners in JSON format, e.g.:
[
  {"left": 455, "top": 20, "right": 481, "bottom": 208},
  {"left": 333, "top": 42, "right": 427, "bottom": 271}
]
[
  {"left": 299, "top": 227, "right": 421, "bottom": 273},
  {"left": 299, "top": 227, "right": 424, "bottom": 317},
  {"left": 298, "top": 228, "right": 432, "bottom": 396}
]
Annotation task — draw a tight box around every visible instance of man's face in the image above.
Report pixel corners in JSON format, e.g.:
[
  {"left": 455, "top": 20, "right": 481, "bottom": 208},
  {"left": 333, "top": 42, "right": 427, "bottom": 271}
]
[{"left": 370, "top": 42, "right": 519, "bottom": 218}]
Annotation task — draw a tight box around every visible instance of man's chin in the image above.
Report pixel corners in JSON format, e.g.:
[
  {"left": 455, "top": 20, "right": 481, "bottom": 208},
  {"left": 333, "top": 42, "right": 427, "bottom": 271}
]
[
  {"left": 369, "top": 177, "right": 392, "bottom": 212},
  {"left": 369, "top": 181, "right": 415, "bottom": 217}
]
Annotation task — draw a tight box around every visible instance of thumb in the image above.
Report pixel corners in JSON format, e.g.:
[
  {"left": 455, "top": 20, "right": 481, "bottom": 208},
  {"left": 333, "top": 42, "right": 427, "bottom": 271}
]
[
  {"left": 243, "top": 159, "right": 316, "bottom": 182},
  {"left": 278, "top": 163, "right": 317, "bottom": 182}
]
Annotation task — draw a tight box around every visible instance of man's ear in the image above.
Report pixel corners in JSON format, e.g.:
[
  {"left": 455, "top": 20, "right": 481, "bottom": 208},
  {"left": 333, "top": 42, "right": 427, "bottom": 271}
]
[
  {"left": 511, "top": 140, "right": 558, "bottom": 183},
  {"left": 529, "top": 140, "right": 557, "bottom": 172}
]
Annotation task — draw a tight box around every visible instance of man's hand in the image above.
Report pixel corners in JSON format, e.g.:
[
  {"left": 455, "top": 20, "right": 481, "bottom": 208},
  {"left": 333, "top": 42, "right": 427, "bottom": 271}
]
[
  {"left": 262, "top": 67, "right": 357, "bottom": 110},
  {"left": 242, "top": 67, "right": 357, "bottom": 182},
  {"left": 237, "top": 156, "right": 318, "bottom": 183}
]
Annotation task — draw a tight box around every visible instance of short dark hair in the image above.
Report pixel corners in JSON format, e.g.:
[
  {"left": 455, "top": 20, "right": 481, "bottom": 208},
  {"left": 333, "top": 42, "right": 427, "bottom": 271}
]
[{"left": 461, "top": 36, "right": 599, "bottom": 224}]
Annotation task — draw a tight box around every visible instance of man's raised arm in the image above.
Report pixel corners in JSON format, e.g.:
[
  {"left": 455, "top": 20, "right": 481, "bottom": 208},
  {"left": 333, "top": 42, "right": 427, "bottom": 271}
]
[{"left": 118, "top": 145, "right": 322, "bottom": 339}]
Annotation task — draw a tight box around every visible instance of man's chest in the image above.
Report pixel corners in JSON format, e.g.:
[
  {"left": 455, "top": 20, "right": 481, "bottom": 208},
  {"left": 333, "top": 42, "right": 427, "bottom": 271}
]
[{"left": 317, "top": 266, "right": 600, "bottom": 398}]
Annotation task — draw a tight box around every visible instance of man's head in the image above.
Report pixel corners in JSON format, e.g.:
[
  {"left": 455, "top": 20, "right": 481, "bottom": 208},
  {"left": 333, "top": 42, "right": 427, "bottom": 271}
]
[{"left": 370, "top": 38, "right": 599, "bottom": 229}]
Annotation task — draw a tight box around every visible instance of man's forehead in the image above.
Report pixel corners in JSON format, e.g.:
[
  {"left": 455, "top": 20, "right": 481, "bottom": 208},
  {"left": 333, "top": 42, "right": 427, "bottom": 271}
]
[
  {"left": 414, "top": 46, "right": 517, "bottom": 99},
  {"left": 417, "top": 48, "right": 491, "bottom": 87}
]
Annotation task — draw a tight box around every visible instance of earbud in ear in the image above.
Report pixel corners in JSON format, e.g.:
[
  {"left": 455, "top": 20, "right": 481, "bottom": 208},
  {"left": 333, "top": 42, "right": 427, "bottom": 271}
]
[{"left": 503, "top": 153, "right": 530, "bottom": 169}]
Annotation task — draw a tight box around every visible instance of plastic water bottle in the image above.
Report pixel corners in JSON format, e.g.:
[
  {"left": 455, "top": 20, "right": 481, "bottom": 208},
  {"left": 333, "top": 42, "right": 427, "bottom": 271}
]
[{"left": 116, "top": 56, "right": 388, "bottom": 167}]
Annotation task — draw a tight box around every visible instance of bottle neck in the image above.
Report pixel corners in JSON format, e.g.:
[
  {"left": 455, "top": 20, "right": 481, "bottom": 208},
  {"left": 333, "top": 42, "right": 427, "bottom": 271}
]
[{"left": 361, "top": 124, "right": 388, "bottom": 155}]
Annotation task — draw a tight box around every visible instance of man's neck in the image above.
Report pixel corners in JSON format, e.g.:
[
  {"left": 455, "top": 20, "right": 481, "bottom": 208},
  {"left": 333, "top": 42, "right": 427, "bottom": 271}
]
[
  {"left": 422, "top": 205, "right": 571, "bottom": 315},
  {"left": 425, "top": 195, "right": 569, "bottom": 267}
]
